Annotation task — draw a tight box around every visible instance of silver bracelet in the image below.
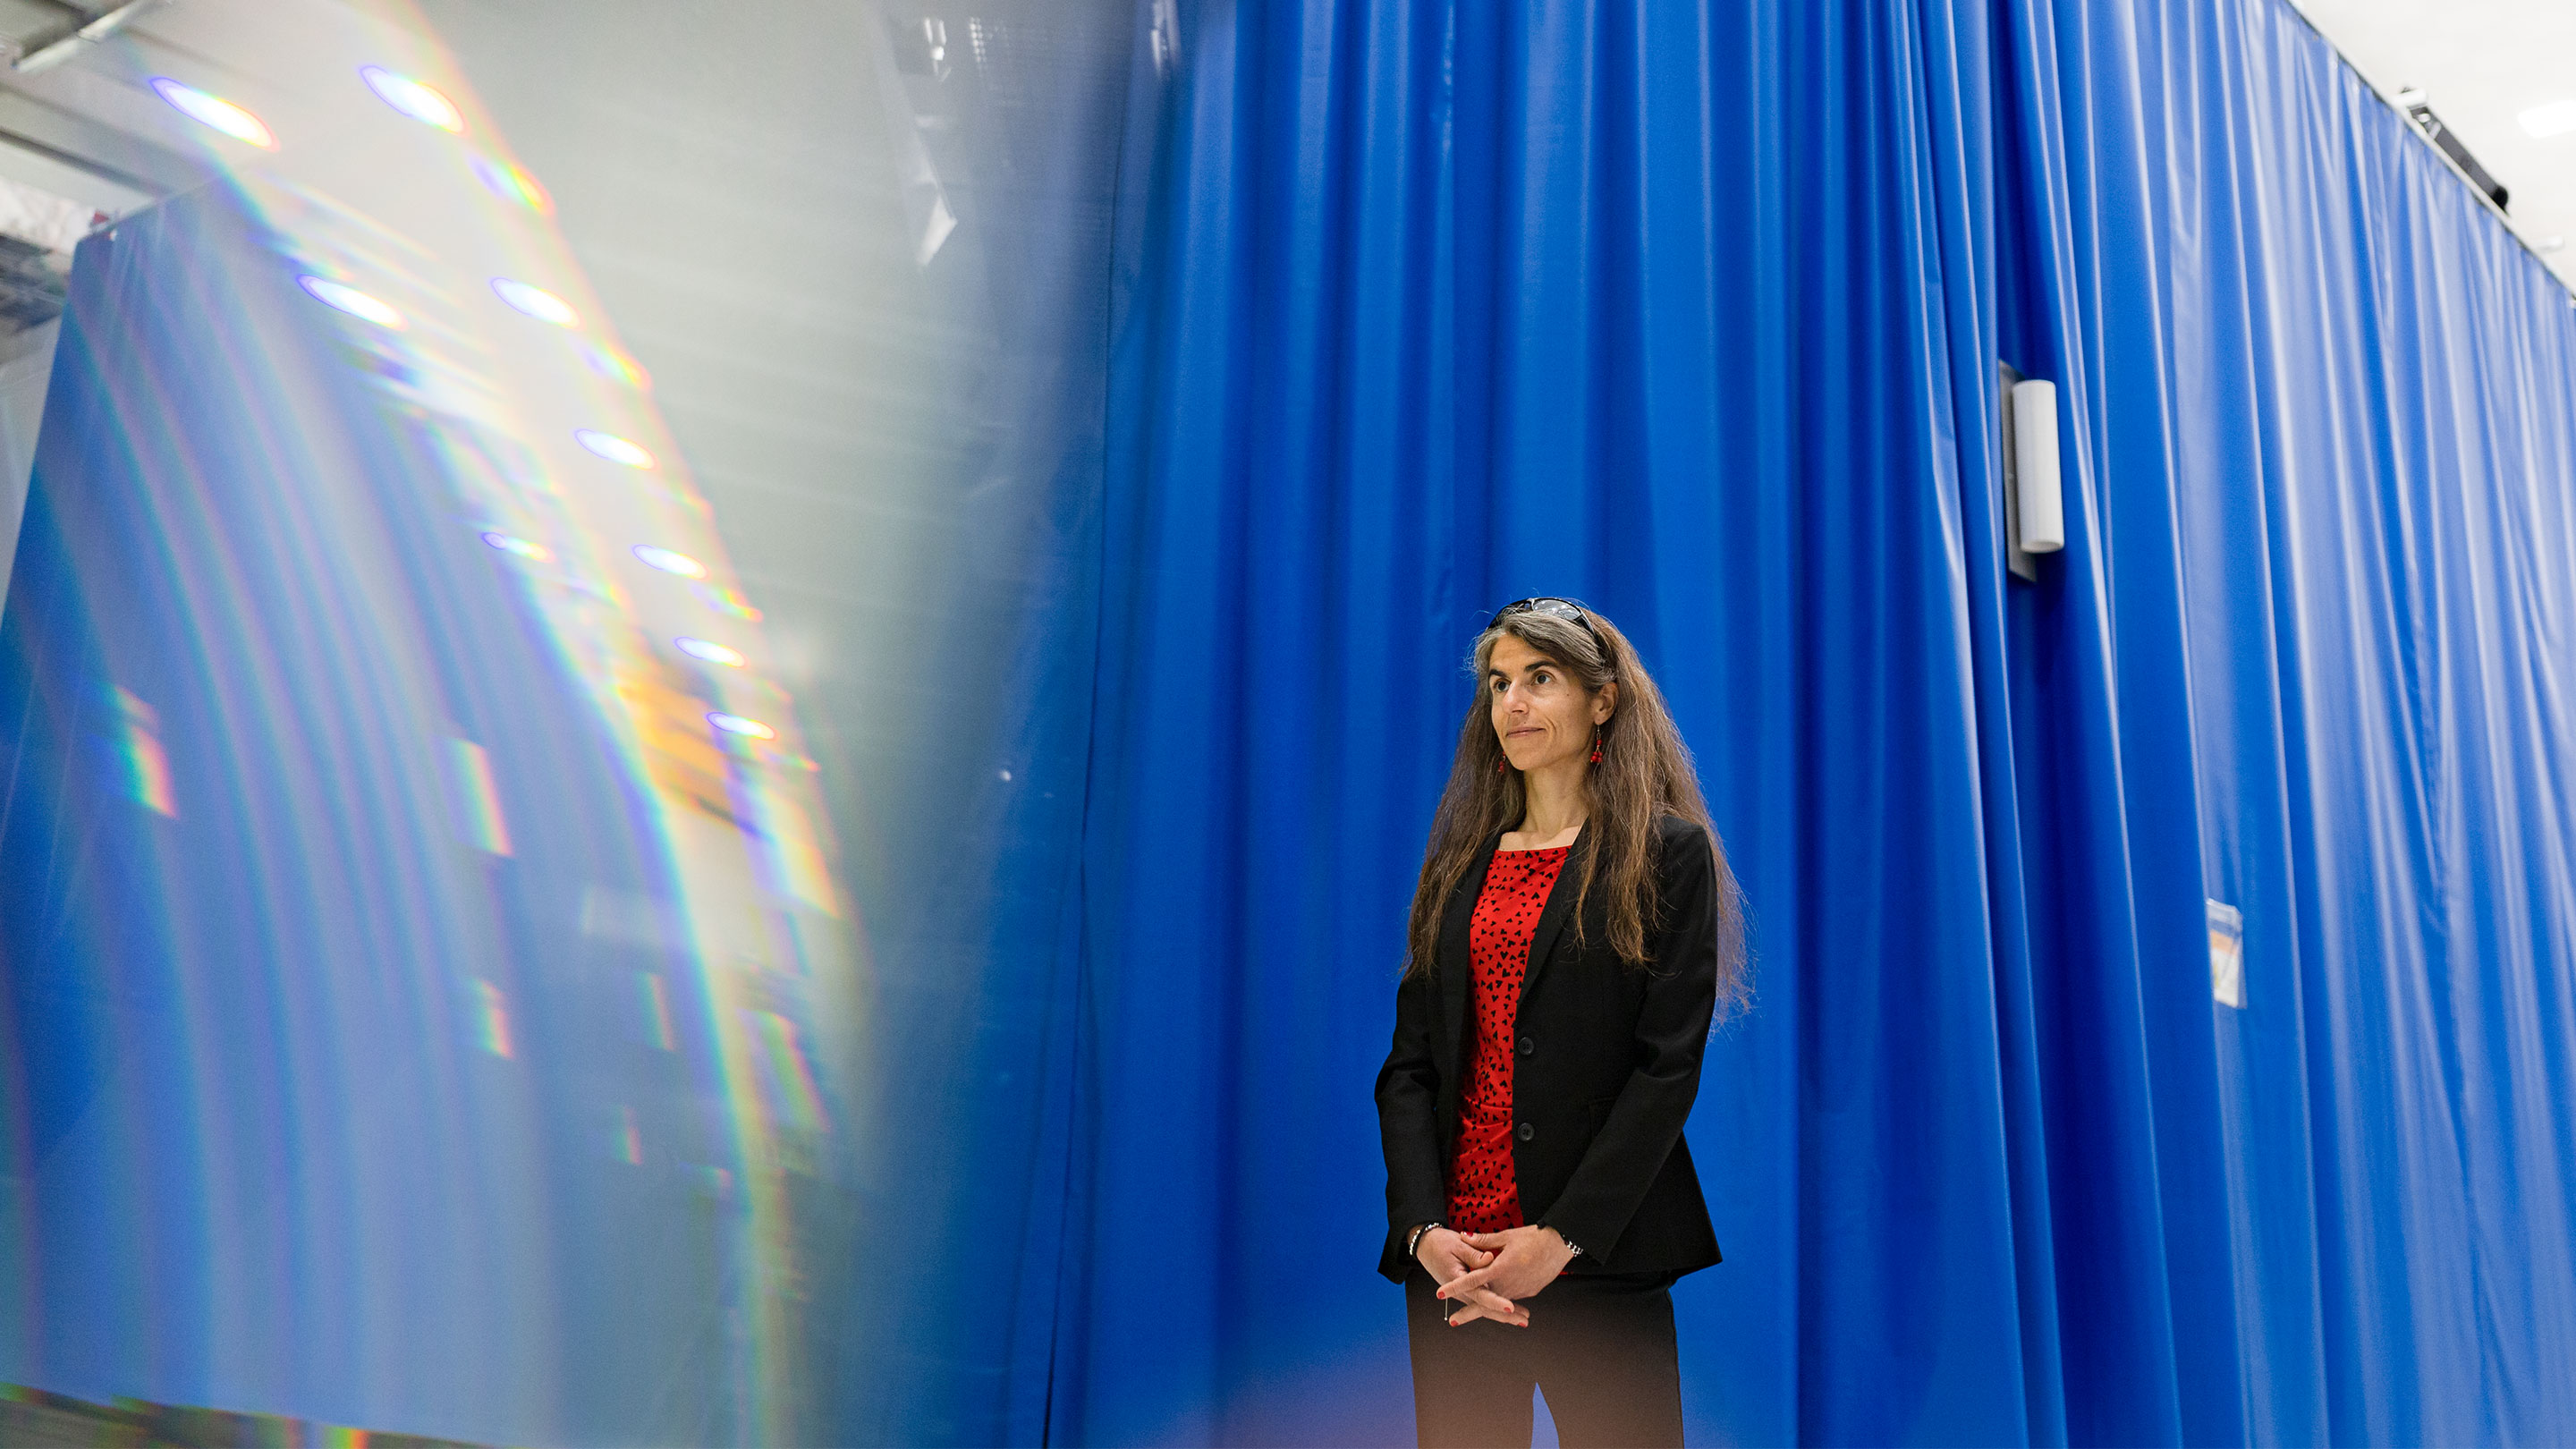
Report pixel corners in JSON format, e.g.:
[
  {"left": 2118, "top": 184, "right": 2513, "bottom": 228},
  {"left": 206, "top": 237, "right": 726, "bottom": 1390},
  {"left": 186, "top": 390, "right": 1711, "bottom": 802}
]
[
  {"left": 1406, "top": 1221, "right": 1443, "bottom": 1257},
  {"left": 1542, "top": 1223, "right": 1584, "bottom": 1258}
]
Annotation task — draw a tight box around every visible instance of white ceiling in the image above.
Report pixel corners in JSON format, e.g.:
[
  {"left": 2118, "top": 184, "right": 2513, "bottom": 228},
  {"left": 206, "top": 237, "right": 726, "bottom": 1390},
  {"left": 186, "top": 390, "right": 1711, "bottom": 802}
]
[{"left": 2292, "top": 0, "right": 2576, "bottom": 288}]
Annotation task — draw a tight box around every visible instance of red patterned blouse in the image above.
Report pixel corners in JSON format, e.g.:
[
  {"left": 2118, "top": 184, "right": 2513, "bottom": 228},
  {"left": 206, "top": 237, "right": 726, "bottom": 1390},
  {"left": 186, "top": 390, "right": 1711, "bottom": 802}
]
[{"left": 1445, "top": 843, "right": 1571, "bottom": 1234}]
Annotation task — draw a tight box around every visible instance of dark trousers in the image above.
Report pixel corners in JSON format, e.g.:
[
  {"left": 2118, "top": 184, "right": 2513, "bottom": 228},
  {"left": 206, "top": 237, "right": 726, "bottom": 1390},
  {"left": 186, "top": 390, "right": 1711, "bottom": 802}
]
[{"left": 1404, "top": 1266, "right": 1682, "bottom": 1448}]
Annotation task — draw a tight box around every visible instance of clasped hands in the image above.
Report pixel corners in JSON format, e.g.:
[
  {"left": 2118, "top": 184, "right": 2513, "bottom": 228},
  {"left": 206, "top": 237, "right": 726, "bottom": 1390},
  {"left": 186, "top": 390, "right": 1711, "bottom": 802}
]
[{"left": 1415, "top": 1224, "right": 1577, "bottom": 1327}]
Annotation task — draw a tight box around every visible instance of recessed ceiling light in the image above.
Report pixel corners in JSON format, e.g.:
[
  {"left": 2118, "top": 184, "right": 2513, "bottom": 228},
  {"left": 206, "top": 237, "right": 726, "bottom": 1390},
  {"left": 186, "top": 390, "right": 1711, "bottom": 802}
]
[
  {"left": 360, "top": 65, "right": 464, "bottom": 132},
  {"left": 574, "top": 429, "right": 656, "bottom": 468},
  {"left": 632, "top": 545, "right": 708, "bottom": 578},
  {"left": 151, "top": 79, "right": 275, "bottom": 148},
  {"left": 708, "top": 713, "right": 776, "bottom": 740},
  {"left": 298, "top": 275, "right": 403, "bottom": 328},
  {"left": 2520, "top": 98, "right": 2576, "bottom": 139},
  {"left": 675, "top": 638, "right": 747, "bottom": 666},
  {"left": 492, "top": 278, "right": 579, "bottom": 327}
]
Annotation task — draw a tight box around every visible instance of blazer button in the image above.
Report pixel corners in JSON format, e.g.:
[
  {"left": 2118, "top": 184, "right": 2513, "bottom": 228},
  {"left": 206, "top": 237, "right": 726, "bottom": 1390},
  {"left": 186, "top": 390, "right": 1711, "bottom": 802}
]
[
  {"left": 1517, "top": 1036, "right": 1534, "bottom": 1057},
  {"left": 1515, "top": 1122, "right": 1534, "bottom": 1142}
]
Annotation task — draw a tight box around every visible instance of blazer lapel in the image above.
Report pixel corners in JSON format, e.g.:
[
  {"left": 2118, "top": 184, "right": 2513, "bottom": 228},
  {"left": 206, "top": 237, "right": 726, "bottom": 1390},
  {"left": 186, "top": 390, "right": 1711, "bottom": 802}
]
[
  {"left": 1436, "top": 834, "right": 1503, "bottom": 1077},
  {"left": 1517, "top": 828, "right": 1591, "bottom": 1005}
]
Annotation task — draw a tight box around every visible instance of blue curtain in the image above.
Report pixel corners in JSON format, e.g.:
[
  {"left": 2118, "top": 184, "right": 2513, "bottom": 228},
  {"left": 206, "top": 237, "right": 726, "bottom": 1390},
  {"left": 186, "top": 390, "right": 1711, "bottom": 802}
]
[{"left": 1037, "top": 0, "right": 2576, "bottom": 1444}]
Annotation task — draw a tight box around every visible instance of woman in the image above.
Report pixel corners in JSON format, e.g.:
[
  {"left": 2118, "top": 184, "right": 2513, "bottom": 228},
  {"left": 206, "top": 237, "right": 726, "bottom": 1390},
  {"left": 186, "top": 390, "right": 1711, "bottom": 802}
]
[{"left": 1376, "top": 597, "right": 1745, "bottom": 1449}]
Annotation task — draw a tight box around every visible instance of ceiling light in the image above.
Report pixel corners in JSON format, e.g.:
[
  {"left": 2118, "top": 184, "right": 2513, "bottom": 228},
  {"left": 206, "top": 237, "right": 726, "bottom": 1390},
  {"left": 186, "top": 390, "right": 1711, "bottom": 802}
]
[
  {"left": 151, "top": 79, "right": 275, "bottom": 148},
  {"left": 675, "top": 638, "right": 747, "bottom": 666},
  {"left": 480, "top": 531, "right": 550, "bottom": 561},
  {"left": 470, "top": 156, "right": 551, "bottom": 213},
  {"left": 632, "top": 545, "right": 707, "bottom": 578},
  {"left": 2520, "top": 98, "right": 2576, "bottom": 139},
  {"left": 298, "top": 275, "right": 403, "bottom": 328},
  {"left": 492, "top": 278, "right": 579, "bottom": 326},
  {"left": 708, "top": 713, "right": 776, "bottom": 740},
  {"left": 575, "top": 429, "right": 656, "bottom": 469},
  {"left": 360, "top": 65, "right": 465, "bottom": 132}
]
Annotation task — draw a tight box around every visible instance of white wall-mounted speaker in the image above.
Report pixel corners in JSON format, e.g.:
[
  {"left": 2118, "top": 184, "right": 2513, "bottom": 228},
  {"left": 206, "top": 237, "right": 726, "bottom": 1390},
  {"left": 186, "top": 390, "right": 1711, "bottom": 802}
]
[{"left": 2010, "top": 377, "right": 2063, "bottom": 555}]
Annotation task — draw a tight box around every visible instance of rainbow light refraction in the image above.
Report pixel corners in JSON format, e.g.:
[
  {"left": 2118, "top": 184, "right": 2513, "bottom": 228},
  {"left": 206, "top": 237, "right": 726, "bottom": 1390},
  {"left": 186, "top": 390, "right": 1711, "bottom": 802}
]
[
  {"left": 471, "top": 154, "right": 551, "bottom": 212},
  {"left": 72, "top": 32, "right": 864, "bottom": 1445},
  {"left": 299, "top": 275, "right": 405, "bottom": 328},
  {"left": 676, "top": 638, "right": 747, "bottom": 666},
  {"left": 446, "top": 738, "right": 513, "bottom": 855},
  {"left": 633, "top": 544, "right": 706, "bottom": 577},
  {"left": 361, "top": 65, "right": 466, "bottom": 132},
  {"left": 575, "top": 428, "right": 655, "bottom": 468},
  {"left": 582, "top": 341, "right": 650, "bottom": 388},
  {"left": 492, "top": 276, "right": 579, "bottom": 326},
  {"left": 111, "top": 686, "right": 178, "bottom": 818},
  {"left": 480, "top": 530, "right": 552, "bottom": 561},
  {"left": 151, "top": 77, "right": 275, "bottom": 148}
]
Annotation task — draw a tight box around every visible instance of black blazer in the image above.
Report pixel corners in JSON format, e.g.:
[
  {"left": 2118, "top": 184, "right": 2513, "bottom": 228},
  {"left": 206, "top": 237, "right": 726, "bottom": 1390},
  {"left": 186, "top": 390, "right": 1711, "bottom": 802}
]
[{"left": 1375, "top": 813, "right": 1723, "bottom": 1283}]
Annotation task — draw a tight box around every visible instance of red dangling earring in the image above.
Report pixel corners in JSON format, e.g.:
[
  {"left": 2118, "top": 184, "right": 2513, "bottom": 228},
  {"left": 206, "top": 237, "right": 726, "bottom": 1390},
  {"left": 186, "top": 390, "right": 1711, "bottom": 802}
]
[
  {"left": 1589, "top": 726, "right": 1604, "bottom": 764},
  {"left": 1496, "top": 757, "right": 1509, "bottom": 775}
]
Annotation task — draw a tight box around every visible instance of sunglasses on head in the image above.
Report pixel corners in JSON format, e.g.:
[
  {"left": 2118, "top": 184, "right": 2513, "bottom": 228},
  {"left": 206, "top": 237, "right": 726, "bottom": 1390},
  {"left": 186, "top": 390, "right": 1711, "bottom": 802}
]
[{"left": 1492, "top": 597, "right": 1603, "bottom": 644}]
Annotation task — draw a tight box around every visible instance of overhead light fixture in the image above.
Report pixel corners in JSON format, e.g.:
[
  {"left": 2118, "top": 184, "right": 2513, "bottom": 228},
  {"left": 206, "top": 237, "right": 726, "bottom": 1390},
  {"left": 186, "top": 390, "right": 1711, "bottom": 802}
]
[
  {"left": 632, "top": 545, "right": 707, "bottom": 578},
  {"left": 675, "top": 638, "right": 747, "bottom": 666},
  {"left": 575, "top": 429, "right": 656, "bottom": 468},
  {"left": 297, "top": 275, "right": 403, "bottom": 328},
  {"left": 150, "top": 78, "right": 275, "bottom": 149},
  {"left": 707, "top": 713, "right": 776, "bottom": 741},
  {"left": 479, "top": 531, "right": 551, "bottom": 561},
  {"left": 2520, "top": 98, "right": 2576, "bottom": 140},
  {"left": 360, "top": 65, "right": 465, "bottom": 132},
  {"left": 491, "top": 278, "right": 579, "bottom": 326}
]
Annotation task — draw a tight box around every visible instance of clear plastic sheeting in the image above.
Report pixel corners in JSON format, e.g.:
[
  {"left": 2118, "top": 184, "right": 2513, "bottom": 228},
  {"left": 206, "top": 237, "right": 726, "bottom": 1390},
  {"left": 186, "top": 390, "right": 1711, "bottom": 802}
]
[
  {"left": 0, "top": 187, "right": 853, "bottom": 1447},
  {"left": 0, "top": 7, "right": 868, "bottom": 1438},
  {"left": 0, "top": 0, "right": 1136, "bottom": 1443}
]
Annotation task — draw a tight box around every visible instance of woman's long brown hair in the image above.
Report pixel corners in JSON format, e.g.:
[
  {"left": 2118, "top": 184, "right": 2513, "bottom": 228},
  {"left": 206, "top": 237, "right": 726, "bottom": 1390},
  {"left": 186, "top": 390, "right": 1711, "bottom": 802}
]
[{"left": 1403, "top": 604, "right": 1747, "bottom": 1014}]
